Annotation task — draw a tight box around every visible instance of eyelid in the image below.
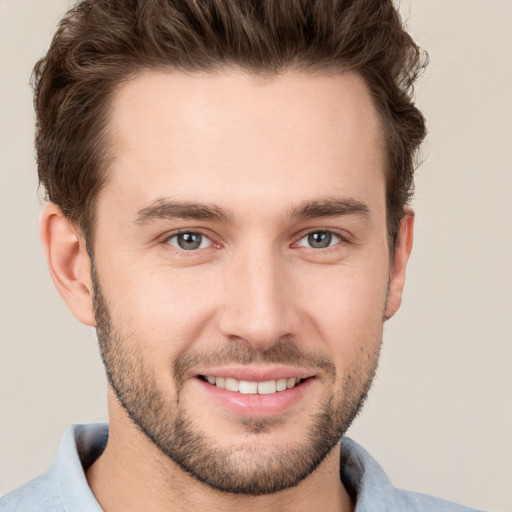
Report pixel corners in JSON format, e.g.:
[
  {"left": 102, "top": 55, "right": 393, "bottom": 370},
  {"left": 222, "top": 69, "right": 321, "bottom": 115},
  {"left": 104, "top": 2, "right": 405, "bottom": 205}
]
[
  {"left": 161, "top": 228, "right": 219, "bottom": 251},
  {"left": 293, "top": 228, "right": 350, "bottom": 249},
  {"left": 158, "top": 227, "right": 351, "bottom": 253}
]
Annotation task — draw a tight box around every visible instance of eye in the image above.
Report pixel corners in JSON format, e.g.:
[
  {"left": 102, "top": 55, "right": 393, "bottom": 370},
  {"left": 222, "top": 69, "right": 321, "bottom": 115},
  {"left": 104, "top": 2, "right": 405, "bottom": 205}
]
[
  {"left": 166, "top": 231, "right": 212, "bottom": 251},
  {"left": 296, "top": 231, "right": 342, "bottom": 249}
]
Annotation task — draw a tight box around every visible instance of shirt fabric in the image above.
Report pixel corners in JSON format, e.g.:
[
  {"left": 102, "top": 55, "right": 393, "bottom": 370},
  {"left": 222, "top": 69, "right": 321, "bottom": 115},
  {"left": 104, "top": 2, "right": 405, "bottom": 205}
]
[{"left": 0, "top": 423, "right": 487, "bottom": 511}]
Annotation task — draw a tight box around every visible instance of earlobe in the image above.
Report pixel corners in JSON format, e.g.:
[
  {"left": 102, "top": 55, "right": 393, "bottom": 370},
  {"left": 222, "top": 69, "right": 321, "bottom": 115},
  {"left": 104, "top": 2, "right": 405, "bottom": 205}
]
[
  {"left": 40, "top": 204, "right": 96, "bottom": 326},
  {"left": 385, "top": 210, "right": 414, "bottom": 320}
]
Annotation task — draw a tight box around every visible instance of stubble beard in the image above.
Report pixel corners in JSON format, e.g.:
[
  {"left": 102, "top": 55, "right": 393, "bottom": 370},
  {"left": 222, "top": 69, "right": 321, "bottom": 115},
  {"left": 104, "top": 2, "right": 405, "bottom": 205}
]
[{"left": 91, "top": 266, "right": 382, "bottom": 496}]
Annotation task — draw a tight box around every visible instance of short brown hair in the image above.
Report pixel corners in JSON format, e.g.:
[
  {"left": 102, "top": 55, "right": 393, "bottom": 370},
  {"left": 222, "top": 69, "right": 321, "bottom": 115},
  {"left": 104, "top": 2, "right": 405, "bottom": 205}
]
[{"left": 33, "top": 0, "right": 427, "bottom": 248}]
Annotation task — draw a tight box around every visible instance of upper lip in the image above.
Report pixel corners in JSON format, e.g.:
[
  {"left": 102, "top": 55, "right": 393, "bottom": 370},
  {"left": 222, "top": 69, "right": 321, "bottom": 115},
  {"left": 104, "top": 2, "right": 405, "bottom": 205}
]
[{"left": 194, "top": 366, "right": 315, "bottom": 382}]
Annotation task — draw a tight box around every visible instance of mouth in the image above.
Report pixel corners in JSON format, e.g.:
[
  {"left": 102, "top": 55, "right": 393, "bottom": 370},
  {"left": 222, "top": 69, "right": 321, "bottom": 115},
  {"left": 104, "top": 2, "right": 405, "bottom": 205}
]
[
  {"left": 197, "top": 375, "right": 309, "bottom": 395},
  {"left": 193, "top": 369, "right": 315, "bottom": 417},
  {"left": 192, "top": 366, "right": 317, "bottom": 417}
]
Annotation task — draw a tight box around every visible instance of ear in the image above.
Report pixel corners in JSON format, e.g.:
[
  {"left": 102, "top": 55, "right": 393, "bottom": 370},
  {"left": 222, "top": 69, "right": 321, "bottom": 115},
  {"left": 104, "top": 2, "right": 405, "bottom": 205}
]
[
  {"left": 40, "top": 204, "right": 96, "bottom": 326},
  {"left": 385, "top": 210, "right": 414, "bottom": 320}
]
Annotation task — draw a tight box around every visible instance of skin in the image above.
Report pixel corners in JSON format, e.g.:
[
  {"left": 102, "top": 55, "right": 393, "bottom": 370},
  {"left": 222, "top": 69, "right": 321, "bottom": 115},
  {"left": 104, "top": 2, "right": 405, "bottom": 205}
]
[{"left": 41, "top": 70, "right": 414, "bottom": 512}]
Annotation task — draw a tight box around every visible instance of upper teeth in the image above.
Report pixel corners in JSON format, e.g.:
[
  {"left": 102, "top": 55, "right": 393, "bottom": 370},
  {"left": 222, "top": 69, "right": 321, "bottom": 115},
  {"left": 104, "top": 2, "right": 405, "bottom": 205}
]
[{"left": 204, "top": 376, "right": 302, "bottom": 394}]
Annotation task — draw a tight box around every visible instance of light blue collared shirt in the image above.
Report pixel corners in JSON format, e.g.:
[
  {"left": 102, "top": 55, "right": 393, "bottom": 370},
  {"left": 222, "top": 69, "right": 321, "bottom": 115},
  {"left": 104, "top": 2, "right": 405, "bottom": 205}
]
[{"left": 0, "top": 424, "right": 487, "bottom": 511}]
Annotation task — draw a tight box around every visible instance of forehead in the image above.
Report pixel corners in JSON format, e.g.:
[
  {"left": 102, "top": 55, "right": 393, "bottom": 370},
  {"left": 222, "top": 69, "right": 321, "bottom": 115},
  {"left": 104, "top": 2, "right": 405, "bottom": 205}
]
[{"left": 102, "top": 69, "right": 385, "bottom": 216}]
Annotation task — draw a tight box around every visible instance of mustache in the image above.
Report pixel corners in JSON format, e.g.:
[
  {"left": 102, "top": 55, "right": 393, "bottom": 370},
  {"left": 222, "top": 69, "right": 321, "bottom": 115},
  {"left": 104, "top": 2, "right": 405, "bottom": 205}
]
[{"left": 173, "top": 338, "right": 336, "bottom": 385}]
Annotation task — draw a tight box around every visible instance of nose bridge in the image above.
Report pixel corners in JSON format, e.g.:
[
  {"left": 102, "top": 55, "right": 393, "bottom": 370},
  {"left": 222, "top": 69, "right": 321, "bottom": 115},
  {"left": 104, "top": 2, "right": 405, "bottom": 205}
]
[{"left": 218, "top": 242, "right": 295, "bottom": 349}]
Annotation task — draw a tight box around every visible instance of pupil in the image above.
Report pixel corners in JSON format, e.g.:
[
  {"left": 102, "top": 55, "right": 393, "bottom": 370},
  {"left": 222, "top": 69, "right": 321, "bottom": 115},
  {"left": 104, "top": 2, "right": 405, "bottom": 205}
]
[
  {"left": 308, "top": 232, "right": 331, "bottom": 248},
  {"left": 178, "top": 233, "right": 202, "bottom": 250}
]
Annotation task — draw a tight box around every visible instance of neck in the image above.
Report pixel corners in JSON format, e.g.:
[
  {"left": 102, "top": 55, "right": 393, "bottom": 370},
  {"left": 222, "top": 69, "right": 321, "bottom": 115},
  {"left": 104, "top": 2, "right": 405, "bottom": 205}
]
[{"left": 86, "top": 408, "right": 353, "bottom": 512}]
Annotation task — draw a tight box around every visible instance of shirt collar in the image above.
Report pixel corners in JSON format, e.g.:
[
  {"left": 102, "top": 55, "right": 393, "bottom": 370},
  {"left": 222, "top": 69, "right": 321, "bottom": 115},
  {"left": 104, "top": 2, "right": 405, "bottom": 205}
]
[
  {"left": 49, "top": 423, "right": 107, "bottom": 511},
  {"left": 340, "top": 437, "right": 408, "bottom": 511}
]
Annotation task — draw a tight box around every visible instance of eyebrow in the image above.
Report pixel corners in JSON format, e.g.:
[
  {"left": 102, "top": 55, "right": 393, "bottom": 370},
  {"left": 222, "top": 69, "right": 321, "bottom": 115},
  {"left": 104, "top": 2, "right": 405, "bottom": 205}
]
[
  {"left": 290, "top": 197, "right": 370, "bottom": 222},
  {"left": 134, "top": 199, "right": 234, "bottom": 224},
  {"left": 134, "top": 196, "right": 370, "bottom": 225}
]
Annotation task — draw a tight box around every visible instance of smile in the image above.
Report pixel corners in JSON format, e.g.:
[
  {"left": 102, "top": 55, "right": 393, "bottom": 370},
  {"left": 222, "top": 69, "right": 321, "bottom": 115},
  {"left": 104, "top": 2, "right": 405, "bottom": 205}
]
[{"left": 199, "top": 375, "right": 307, "bottom": 395}]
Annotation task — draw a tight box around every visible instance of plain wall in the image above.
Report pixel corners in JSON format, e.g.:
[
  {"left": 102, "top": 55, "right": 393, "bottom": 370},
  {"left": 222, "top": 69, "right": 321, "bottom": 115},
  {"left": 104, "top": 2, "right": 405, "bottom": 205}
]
[{"left": 0, "top": 1, "right": 510, "bottom": 510}]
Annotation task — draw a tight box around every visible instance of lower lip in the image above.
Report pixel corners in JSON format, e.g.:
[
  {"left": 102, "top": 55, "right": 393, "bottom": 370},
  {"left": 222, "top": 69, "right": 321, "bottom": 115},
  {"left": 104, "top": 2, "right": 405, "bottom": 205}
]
[{"left": 194, "top": 377, "right": 314, "bottom": 417}]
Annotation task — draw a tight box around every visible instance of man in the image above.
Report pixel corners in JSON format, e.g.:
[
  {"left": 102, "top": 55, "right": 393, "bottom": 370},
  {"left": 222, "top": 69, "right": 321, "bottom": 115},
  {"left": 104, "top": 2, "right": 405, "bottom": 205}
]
[{"left": 0, "top": 1, "right": 488, "bottom": 511}]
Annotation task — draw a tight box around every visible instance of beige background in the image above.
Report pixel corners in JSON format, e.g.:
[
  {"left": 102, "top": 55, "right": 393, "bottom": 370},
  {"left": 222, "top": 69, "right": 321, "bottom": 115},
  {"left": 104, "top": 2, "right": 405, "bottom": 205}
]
[{"left": 0, "top": 1, "right": 511, "bottom": 510}]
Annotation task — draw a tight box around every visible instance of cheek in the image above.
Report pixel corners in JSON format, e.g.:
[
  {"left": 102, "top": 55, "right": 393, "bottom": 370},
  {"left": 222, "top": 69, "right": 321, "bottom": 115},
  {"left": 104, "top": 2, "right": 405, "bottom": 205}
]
[
  {"left": 103, "top": 264, "right": 221, "bottom": 356},
  {"left": 296, "top": 262, "right": 388, "bottom": 359}
]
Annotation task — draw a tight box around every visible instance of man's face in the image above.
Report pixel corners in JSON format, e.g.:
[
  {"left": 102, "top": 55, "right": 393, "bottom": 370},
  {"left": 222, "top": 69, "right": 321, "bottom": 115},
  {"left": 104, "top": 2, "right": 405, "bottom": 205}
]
[{"left": 91, "top": 70, "right": 394, "bottom": 494}]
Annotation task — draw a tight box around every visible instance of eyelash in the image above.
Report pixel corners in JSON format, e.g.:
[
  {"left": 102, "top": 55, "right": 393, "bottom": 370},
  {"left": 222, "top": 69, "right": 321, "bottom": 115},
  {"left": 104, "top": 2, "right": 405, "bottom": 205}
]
[
  {"left": 162, "top": 228, "right": 348, "bottom": 254},
  {"left": 293, "top": 229, "right": 348, "bottom": 252},
  {"left": 163, "top": 230, "right": 217, "bottom": 253}
]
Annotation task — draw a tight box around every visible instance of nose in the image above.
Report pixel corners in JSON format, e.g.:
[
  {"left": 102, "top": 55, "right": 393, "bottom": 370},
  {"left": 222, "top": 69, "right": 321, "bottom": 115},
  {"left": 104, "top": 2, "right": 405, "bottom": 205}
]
[{"left": 217, "top": 246, "right": 299, "bottom": 351}]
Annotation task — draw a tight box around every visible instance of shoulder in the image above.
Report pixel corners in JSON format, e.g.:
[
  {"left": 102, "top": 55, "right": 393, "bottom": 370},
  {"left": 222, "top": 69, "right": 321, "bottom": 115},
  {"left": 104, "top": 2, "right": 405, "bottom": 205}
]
[
  {"left": 340, "top": 438, "right": 489, "bottom": 512},
  {"left": 393, "top": 488, "right": 488, "bottom": 512},
  {"left": 0, "top": 472, "right": 62, "bottom": 512},
  {"left": 0, "top": 424, "right": 108, "bottom": 512}
]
